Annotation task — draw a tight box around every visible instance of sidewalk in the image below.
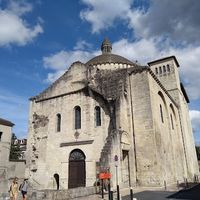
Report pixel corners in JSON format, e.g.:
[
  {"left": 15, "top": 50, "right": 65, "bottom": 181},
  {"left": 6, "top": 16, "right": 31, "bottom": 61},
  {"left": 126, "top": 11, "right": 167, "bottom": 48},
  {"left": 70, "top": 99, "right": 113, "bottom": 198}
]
[
  {"left": 71, "top": 186, "right": 170, "bottom": 200},
  {"left": 72, "top": 183, "right": 193, "bottom": 200}
]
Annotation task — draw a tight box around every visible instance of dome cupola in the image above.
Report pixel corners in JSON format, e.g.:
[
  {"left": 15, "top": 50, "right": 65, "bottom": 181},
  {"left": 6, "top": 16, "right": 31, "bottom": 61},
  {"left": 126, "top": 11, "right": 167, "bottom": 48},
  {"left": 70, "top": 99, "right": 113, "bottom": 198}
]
[
  {"left": 86, "top": 38, "right": 137, "bottom": 68},
  {"left": 101, "top": 38, "right": 112, "bottom": 54}
]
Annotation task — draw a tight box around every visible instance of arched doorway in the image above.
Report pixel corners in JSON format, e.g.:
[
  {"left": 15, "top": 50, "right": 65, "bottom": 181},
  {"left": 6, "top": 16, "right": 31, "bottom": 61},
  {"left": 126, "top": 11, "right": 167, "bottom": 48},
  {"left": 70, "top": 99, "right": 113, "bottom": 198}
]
[
  {"left": 121, "top": 132, "right": 131, "bottom": 187},
  {"left": 54, "top": 173, "right": 59, "bottom": 190},
  {"left": 68, "top": 149, "right": 86, "bottom": 188}
]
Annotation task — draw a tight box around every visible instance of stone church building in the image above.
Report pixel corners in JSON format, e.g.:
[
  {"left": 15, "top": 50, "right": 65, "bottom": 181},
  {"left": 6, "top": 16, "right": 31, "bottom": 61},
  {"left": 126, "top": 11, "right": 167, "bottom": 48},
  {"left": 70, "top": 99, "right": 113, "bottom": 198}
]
[{"left": 26, "top": 39, "right": 199, "bottom": 191}]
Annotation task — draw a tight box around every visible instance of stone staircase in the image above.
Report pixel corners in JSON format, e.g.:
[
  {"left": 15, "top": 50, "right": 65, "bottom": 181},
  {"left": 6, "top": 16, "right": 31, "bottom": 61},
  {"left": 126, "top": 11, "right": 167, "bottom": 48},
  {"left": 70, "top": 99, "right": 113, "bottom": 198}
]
[{"left": 100, "top": 129, "right": 116, "bottom": 168}]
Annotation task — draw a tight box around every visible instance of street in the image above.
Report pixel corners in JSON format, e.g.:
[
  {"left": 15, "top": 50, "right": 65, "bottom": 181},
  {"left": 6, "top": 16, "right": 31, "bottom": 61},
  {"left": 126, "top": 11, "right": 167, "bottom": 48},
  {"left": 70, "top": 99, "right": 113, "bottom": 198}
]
[{"left": 122, "top": 184, "right": 200, "bottom": 200}]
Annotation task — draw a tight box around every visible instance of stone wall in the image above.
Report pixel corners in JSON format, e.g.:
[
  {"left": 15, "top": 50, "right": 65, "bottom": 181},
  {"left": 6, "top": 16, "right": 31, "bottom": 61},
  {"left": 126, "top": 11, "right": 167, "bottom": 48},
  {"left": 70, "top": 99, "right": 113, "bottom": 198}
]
[
  {"left": 148, "top": 70, "right": 187, "bottom": 185},
  {"left": 149, "top": 57, "right": 199, "bottom": 180},
  {"left": 27, "top": 186, "right": 97, "bottom": 200},
  {"left": 125, "top": 68, "right": 194, "bottom": 187},
  {"left": 0, "top": 161, "right": 26, "bottom": 197},
  {"left": 129, "top": 70, "right": 161, "bottom": 186},
  {"left": 26, "top": 62, "right": 112, "bottom": 190}
]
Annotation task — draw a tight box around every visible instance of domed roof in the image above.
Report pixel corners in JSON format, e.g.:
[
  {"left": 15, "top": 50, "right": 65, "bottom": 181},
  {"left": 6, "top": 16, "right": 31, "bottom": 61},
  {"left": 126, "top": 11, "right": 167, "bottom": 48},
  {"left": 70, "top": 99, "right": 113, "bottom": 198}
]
[
  {"left": 86, "top": 38, "right": 135, "bottom": 66},
  {"left": 86, "top": 53, "right": 134, "bottom": 66}
]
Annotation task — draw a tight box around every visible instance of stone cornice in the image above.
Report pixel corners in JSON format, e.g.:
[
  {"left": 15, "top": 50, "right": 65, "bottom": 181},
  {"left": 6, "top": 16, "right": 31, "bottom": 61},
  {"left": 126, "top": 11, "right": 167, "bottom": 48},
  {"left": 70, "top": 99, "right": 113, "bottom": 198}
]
[
  {"left": 32, "top": 87, "right": 88, "bottom": 103},
  {"left": 60, "top": 140, "right": 94, "bottom": 147}
]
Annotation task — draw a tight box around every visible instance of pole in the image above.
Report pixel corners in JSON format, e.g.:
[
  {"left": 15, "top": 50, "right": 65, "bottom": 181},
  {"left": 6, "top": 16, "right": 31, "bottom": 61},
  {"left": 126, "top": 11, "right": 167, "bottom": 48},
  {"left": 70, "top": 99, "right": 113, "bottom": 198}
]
[
  {"left": 116, "top": 165, "right": 118, "bottom": 187},
  {"left": 108, "top": 179, "right": 111, "bottom": 200},
  {"left": 110, "top": 188, "right": 113, "bottom": 200},
  {"left": 116, "top": 165, "right": 120, "bottom": 200},
  {"left": 130, "top": 187, "right": 133, "bottom": 200},
  {"left": 117, "top": 185, "right": 120, "bottom": 200},
  {"left": 164, "top": 180, "right": 167, "bottom": 190},
  {"left": 101, "top": 179, "right": 104, "bottom": 199}
]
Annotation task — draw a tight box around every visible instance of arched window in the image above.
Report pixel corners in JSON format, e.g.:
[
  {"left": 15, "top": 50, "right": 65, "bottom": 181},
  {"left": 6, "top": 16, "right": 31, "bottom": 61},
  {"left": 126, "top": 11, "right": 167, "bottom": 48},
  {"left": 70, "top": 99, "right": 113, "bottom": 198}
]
[
  {"left": 95, "top": 106, "right": 101, "bottom": 126},
  {"left": 160, "top": 104, "right": 164, "bottom": 123},
  {"left": 69, "top": 149, "right": 85, "bottom": 161},
  {"left": 170, "top": 114, "right": 174, "bottom": 130},
  {"left": 163, "top": 65, "right": 166, "bottom": 73},
  {"left": 54, "top": 173, "right": 60, "bottom": 190},
  {"left": 159, "top": 66, "right": 162, "bottom": 74},
  {"left": 57, "top": 114, "right": 61, "bottom": 132},
  {"left": 167, "top": 64, "right": 170, "bottom": 72},
  {"left": 170, "top": 104, "right": 176, "bottom": 130},
  {"left": 158, "top": 91, "right": 167, "bottom": 124},
  {"left": 75, "top": 106, "right": 81, "bottom": 129},
  {"left": 155, "top": 67, "right": 158, "bottom": 74}
]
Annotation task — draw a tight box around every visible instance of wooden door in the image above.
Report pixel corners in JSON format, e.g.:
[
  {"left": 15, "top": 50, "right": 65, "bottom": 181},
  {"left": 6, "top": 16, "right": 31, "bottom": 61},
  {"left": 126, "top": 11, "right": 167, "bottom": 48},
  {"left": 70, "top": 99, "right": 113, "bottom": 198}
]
[
  {"left": 122, "top": 150, "right": 130, "bottom": 187},
  {"left": 68, "top": 149, "right": 86, "bottom": 188}
]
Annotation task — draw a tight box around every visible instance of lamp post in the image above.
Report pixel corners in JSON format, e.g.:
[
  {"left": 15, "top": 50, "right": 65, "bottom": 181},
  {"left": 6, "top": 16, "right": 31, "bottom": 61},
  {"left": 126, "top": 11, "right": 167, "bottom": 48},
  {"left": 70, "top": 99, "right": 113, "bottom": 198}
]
[{"left": 114, "top": 155, "right": 120, "bottom": 200}]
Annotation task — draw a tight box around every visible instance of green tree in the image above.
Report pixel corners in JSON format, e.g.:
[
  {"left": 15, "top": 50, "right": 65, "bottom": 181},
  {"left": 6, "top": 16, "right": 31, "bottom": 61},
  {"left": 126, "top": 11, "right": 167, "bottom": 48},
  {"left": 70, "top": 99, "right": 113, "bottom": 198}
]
[
  {"left": 195, "top": 146, "right": 200, "bottom": 160},
  {"left": 9, "top": 133, "right": 21, "bottom": 160}
]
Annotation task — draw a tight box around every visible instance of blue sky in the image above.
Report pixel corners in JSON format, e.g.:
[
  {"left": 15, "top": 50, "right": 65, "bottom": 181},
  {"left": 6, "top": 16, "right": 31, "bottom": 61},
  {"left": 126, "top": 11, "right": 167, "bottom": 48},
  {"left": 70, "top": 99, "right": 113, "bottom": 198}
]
[{"left": 0, "top": 0, "right": 200, "bottom": 143}]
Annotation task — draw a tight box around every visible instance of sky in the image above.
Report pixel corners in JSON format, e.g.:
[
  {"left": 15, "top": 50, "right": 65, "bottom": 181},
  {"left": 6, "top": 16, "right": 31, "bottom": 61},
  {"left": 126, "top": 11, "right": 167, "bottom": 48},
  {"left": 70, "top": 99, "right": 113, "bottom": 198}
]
[{"left": 0, "top": 0, "right": 200, "bottom": 143}]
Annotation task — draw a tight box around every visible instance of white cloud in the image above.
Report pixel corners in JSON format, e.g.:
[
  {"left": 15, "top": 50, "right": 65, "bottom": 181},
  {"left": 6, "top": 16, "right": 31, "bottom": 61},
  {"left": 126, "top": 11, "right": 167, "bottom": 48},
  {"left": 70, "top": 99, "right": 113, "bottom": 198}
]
[
  {"left": 43, "top": 46, "right": 98, "bottom": 82},
  {"left": 0, "top": 1, "right": 43, "bottom": 47},
  {"left": 7, "top": 0, "right": 33, "bottom": 16},
  {"left": 80, "top": 0, "right": 133, "bottom": 33},
  {"left": 189, "top": 110, "right": 200, "bottom": 134},
  {"left": 74, "top": 40, "right": 93, "bottom": 50},
  {"left": 80, "top": 0, "right": 200, "bottom": 46},
  {"left": 112, "top": 38, "right": 159, "bottom": 64},
  {"left": 129, "top": 0, "right": 200, "bottom": 46},
  {"left": 43, "top": 50, "right": 94, "bottom": 71}
]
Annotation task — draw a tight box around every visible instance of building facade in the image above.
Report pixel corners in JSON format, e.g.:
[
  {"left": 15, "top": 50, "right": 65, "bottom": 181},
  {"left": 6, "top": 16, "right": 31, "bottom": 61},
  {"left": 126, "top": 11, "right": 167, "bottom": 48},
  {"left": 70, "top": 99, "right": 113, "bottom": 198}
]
[
  {"left": 25, "top": 39, "right": 199, "bottom": 191},
  {"left": 12, "top": 138, "right": 27, "bottom": 160},
  {"left": 0, "top": 118, "right": 14, "bottom": 194},
  {"left": 0, "top": 119, "right": 26, "bottom": 197}
]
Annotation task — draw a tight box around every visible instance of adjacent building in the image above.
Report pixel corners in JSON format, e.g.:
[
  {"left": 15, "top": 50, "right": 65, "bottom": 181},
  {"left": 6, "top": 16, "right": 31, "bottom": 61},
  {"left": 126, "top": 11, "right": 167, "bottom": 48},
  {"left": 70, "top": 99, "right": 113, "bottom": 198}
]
[
  {"left": 0, "top": 118, "right": 14, "bottom": 193},
  {"left": 0, "top": 119, "right": 26, "bottom": 196},
  {"left": 12, "top": 138, "right": 27, "bottom": 160},
  {"left": 25, "top": 39, "right": 199, "bottom": 191}
]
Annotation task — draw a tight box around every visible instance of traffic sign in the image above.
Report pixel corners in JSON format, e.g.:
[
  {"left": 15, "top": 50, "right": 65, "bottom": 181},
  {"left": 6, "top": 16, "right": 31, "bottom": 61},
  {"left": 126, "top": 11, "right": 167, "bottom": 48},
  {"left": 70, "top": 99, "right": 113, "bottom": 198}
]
[
  {"left": 114, "top": 155, "right": 118, "bottom": 162},
  {"left": 99, "top": 172, "right": 111, "bottom": 179}
]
